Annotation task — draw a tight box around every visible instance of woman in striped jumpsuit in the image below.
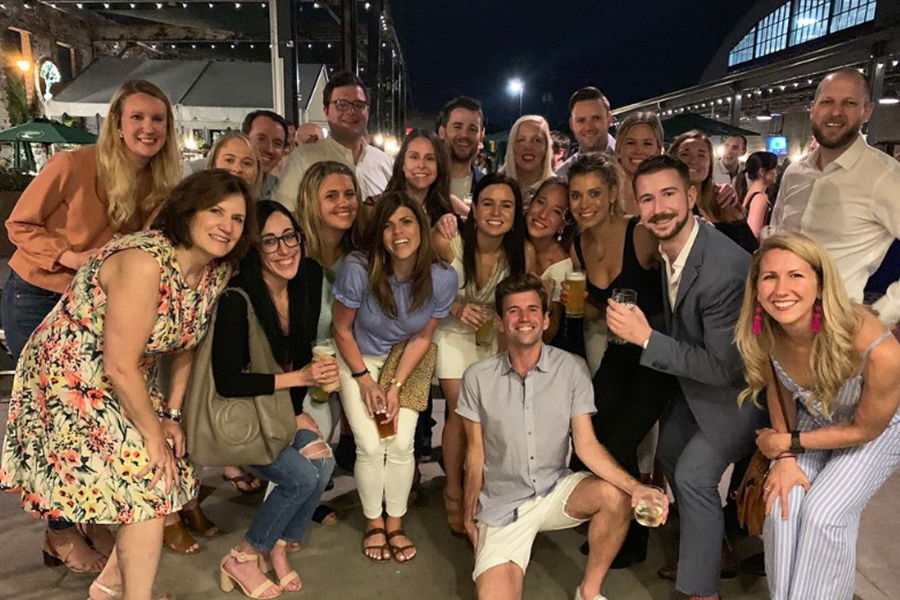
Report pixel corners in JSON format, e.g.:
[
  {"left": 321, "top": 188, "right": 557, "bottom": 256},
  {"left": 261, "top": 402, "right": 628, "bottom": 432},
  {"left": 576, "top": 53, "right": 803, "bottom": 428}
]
[{"left": 735, "top": 233, "right": 900, "bottom": 600}]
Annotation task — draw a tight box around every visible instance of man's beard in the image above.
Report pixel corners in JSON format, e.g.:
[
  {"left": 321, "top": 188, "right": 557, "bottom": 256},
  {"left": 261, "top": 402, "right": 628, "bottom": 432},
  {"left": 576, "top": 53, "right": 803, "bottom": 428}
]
[
  {"left": 450, "top": 143, "right": 477, "bottom": 163},
  {"left": 650, "top": 210, "right": 691, "bottom": 241},
  {"left": 811, "top": 120, "right": 861, "bottom": 150}
]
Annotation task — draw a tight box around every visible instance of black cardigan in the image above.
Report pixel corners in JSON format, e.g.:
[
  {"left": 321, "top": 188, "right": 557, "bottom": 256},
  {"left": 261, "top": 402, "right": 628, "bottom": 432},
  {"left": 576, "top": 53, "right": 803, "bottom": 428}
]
[{"left": 211, "top": 258, "right": 324, "bottom": 415}]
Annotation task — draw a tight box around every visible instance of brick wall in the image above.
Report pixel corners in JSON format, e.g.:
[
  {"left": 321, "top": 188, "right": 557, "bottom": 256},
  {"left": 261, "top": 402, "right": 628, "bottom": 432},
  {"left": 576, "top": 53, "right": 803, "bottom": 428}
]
[{"left": 1, "top": 5, "right": 93, "bottom": 129}]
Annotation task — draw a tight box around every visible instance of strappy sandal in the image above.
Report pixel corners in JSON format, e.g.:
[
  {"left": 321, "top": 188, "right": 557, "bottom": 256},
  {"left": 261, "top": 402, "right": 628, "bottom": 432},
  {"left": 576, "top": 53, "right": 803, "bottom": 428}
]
[
  {"left": 43, "top": 528, "right": 106, "bottom": 573},
  {"left": 77, "top": 524, "right": 115, "bottom": 558},
  {"left": 259, "top": 541, "right": 301, "bottom": 593},
  {"left": 163, "top": 521, "right": 201, "bottom": 555},
  {"left": 88, "top": 579, "right": 175, "bottom": 600},
  {"left": 386, "top": 529, "right": 416, "bottom": 564},
  {"left": 362, "top": 527, "right": 391, "bottom": 563},
  {"left": 180, "top": 504, "right": 220, "bottom": 537},
  {"left": 443, "top": 491, "right": 467, "bottom": 537},
  {"left": 223, "top": 471, "right": 264, "bottom": 494},
  {"left": 219, "top": 548, "right": 281, "bottom": 598}
]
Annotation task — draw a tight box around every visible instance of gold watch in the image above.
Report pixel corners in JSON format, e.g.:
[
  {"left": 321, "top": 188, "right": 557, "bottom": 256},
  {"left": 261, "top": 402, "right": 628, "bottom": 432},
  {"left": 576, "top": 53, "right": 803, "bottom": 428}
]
[{"left": 391, "top": 378, "right": 404, "bottom": 390}]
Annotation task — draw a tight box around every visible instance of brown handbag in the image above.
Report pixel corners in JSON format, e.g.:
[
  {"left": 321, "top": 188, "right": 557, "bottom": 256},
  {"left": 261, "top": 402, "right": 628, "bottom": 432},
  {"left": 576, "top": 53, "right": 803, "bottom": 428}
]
[
  {"left": 377, "top": 340, "right": 438, "bottom": 412},
  {"left": 734, "top": 359, "right": 792, "bottom": 536}
]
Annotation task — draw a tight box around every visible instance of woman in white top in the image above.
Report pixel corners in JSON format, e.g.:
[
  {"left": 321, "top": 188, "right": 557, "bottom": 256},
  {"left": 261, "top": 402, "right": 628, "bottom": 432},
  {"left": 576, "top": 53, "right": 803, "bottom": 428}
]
[
  {"left": 432, "top": 173, "right": 532, "bottom": 535},
  {"left": 525, "top": 176, "right": 573, "bottom": 344}
]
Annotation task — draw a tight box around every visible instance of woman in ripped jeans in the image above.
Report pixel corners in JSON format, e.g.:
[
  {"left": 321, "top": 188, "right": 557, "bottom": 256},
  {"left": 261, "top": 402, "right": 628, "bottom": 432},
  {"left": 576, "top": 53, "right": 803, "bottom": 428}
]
[{"left": 210, "top": 201, "right": 338, "bottom": 598}]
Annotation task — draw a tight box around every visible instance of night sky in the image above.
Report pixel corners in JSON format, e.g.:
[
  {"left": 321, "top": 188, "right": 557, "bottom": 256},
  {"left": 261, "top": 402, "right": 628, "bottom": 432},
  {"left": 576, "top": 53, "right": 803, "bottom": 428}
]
[{"left": 392, "top": 0, "right": 752, "bottom": 132}]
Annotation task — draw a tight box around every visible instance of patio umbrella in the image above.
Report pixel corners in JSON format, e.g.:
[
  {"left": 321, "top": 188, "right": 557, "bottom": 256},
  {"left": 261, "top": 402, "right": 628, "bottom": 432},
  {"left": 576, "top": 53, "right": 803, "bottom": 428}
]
[
  {"left": 660, "top": 113, "right": 759, "bottom": 142},
  {"left": 0, "top": 118, "right": 96, "bottom": 170},
  {"left": 0, "top": 118, "right": 97, "bottom": 144}
]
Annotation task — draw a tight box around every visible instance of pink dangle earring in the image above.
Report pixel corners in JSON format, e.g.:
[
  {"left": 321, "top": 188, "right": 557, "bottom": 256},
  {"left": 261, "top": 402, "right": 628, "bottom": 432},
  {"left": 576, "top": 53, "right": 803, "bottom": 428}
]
[
  {"left": 753, "top": 304, "right": 763, "bottom": 336},
  {"left": 812, "top": 301, "right": 823, "bottom": 334}
]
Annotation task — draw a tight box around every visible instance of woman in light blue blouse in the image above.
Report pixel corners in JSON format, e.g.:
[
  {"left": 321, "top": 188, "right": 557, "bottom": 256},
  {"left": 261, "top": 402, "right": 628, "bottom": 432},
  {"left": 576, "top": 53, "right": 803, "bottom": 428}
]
[{"left": 332, "top": 192, "right": 457, "bottom": 564}]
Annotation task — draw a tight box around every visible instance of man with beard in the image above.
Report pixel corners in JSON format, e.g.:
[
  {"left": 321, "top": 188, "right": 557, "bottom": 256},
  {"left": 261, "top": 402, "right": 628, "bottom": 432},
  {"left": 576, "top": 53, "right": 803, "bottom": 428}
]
[
  {"left": 555, "top": 87, "right": 616, "bottom": 179},
  {"left": 438, "top": 96, "right": 486, "bottom": 218},
  {"left": 607, "top": 155, "right": 765, "bottom": 600},
  {"left": 274, "top": 71, "right": 393, "bottom": 211},
  {"left": 772, "top": 67, "right": 900, "bottom": 327},
  {"left": 458, "top": 273, "right": 667, "bottom": 600}
]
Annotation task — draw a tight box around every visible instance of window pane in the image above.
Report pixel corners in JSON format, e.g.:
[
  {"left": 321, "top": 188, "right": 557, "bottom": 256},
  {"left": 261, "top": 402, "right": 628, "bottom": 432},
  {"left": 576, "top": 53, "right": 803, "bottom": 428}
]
[
  {"left": 830, "top": 0, "right": 877, "bottom": 33},
  {"left": 755, "top": 3, "right": 792, "bottom": 58},
  {"left": 729, "top": 27, "right": 757, "bottom": 66},
  {"left": 791, "top": 0, "right": 831, "bottom": 46}
]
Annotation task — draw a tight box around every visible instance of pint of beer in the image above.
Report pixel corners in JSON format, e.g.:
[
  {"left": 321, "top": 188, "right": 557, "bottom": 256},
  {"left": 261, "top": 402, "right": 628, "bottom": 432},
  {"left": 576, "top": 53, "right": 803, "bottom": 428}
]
[
  {"left": 609, "top": 289, "right": 637, "bottom": 345},
  {"left": 634, "top": 486, "right": 666, "bottom": 528},
  {"left": 565, "top": 271, "right": 586, "bottom": 317},
  {"left": 375, "top": 399, "right": 397, "bottom": 440},
  {"left": 475, "top": 305, "right": 495, "bottom": 347},
  {"left": 310, "top": 338, "right": 340, "bottom": 402}
]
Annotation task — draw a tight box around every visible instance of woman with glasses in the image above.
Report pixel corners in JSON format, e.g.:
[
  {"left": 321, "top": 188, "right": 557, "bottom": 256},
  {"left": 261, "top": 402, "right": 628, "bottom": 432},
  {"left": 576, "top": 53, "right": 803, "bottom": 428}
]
[{"left": 210, "top": 200, "right": 338, "bottom": 598}]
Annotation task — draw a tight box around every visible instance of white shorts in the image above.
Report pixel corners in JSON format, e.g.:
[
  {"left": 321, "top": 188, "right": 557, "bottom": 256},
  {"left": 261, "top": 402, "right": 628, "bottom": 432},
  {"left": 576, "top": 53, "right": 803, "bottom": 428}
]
[
  {"left": 434, "top": 326, "right": 498, "bottom": 380},
  {"left": 473, "top": 471, "right": 591, "bottom": 581}
]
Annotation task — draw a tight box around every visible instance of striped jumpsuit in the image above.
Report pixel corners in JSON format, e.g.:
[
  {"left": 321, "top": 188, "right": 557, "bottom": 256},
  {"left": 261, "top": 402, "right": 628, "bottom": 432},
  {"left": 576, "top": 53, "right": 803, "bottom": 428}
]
[{"left": 765, "top": 331, "right": 900, "bottom": 600}]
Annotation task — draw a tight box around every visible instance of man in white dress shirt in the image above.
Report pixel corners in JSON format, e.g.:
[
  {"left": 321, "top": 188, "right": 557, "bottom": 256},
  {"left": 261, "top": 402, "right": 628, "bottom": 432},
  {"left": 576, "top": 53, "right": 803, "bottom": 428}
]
[
  {"left": 274, "top": 71, "right": 393, "bottom": 211},
  {"left": 772, "top": 67, "right": 900, "bottom": 327}
]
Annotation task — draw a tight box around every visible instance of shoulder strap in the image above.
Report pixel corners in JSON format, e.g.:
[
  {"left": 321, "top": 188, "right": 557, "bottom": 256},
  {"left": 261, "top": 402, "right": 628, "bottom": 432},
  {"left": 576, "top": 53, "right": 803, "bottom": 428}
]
[
  {"left": 769, "top": 359, "right": 793, "bottom": 430},
  {"left": 860, "top": 330, "right": 893, "bottom": 372}
]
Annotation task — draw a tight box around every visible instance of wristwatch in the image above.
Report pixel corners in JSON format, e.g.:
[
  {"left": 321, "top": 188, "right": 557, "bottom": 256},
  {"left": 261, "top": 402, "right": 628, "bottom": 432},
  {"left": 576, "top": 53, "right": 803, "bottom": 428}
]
[
  {"left": 391, "top": 378, "right": 404, "bottom": 390},
  {"left": 789, "top": 430, "right": 805, "bottom": 454}
]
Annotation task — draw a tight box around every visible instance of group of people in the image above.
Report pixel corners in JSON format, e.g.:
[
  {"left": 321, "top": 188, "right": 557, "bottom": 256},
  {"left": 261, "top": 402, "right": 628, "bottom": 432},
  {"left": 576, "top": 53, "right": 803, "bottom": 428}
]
[{"left": 0, "top": 64, "right": 898, "bottom": 600}]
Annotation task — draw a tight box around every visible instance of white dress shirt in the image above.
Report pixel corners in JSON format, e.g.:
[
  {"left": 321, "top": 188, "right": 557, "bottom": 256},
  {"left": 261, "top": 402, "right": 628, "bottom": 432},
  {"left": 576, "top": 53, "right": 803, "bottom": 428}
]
[
  {"left": 273, "top": 136, "right": 393, "bottom": 211},
  {"left": 771, "top": 134, "right": 900, "bottom": 326},
  {"left": 661, "top": 216, "right": 701, "bottom": 308}
]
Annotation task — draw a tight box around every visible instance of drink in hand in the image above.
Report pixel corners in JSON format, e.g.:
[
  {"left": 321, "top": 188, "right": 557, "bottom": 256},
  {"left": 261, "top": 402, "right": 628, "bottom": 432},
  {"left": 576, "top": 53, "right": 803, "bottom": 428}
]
[
  {"left": 565, "top": 271, "right": 586, "bottom": 318},
  {"left": 609, "top": 288, "right": 637, "bottom": 345},
  {"left": 475, "top": 305, "right": 494, "bottom": 347},
  {"left": 634, "top": 485, "right": 666, "bottom": 528},
  {"left": 310, "top": 338, "right": 340, "bottom": 402}
]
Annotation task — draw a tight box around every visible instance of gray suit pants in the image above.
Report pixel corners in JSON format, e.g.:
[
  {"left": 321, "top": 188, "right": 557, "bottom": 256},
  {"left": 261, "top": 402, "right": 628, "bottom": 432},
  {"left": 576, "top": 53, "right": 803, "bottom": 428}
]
[{"left": 658, "top": 398, "right": 730, "bottom": 597}]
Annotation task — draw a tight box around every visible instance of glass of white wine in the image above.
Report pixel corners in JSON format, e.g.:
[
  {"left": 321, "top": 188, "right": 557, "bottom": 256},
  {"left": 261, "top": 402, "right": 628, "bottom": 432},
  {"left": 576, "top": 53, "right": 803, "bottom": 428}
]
[{"left": 634, "top": 485, "right": 667, "bottom": 528}]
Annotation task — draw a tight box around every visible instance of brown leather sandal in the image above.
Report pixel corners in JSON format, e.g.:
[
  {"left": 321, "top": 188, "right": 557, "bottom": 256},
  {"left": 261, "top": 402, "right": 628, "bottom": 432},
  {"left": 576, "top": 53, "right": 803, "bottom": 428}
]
[
  {"left": 163, "top": 521, "right": 201, "bottom": 554},
  {"left": 180, "top": 504, "right": 220, "bottom": 538},
  {"left": 362, "top": 527, "right": 391, "bottom": 563},
  {"left": 43, "top": 527, "right": 106, "bottom": 573},
  {"left": 386, "top": 529, "right": 416, "bottom": 564}
]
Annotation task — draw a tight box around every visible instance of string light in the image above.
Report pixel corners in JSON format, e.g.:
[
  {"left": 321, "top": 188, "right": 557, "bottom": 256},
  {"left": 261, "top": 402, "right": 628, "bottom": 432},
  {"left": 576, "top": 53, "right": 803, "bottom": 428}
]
[
  {"left": 235, "top": 2, "right": 241, "bottom": 8},
  {"left": 308, "top": 43, "right": 312, "bottom": 49}
]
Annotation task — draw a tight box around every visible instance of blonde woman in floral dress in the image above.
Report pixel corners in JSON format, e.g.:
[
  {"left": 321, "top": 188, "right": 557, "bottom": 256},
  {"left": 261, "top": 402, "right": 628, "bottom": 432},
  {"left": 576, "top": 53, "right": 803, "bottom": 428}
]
[{"left": 0, "top": 170, "right": 254, "bottom": 600}]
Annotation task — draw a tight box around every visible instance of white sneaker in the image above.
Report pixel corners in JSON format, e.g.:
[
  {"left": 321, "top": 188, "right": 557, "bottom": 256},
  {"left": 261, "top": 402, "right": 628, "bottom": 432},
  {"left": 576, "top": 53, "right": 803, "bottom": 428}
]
[{"left": 574, "top": 587, "right": 608, "bottom": 600}]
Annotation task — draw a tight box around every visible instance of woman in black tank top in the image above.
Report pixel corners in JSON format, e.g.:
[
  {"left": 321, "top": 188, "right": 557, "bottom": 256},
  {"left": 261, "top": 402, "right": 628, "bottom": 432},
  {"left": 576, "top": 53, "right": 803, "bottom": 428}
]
[{"left": 566, "top": 154, "right": 676, "bottom": 567}]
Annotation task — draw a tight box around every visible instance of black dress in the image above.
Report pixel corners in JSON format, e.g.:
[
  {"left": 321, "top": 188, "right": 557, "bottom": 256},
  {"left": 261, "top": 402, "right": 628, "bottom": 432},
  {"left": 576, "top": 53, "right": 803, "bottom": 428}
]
[{"left": 573, "top": 217, "right": 677, "bottom": 563}]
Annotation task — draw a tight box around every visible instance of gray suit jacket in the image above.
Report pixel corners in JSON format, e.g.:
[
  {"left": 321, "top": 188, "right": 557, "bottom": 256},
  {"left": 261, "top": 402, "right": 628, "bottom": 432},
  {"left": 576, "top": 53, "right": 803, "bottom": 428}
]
[{"left": 641, "top": 221, "right": 766, "bottom": 462}]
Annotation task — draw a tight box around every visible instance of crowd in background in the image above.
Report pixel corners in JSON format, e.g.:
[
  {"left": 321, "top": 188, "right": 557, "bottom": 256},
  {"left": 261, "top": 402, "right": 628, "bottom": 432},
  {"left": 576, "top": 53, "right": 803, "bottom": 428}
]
[{"left": 0, "top": 65, "right": 898, "bottom": 600}]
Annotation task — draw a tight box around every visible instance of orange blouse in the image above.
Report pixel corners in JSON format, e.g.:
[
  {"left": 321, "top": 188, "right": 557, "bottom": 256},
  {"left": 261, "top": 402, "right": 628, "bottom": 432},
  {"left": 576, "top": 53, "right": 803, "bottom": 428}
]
[{"left": 6, "top": 146, "right": 143, "bottom": 294}]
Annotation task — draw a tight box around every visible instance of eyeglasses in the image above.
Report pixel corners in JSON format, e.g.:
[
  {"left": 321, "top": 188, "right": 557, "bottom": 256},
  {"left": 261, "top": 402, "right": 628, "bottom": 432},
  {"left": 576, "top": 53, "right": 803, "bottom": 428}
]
[
  {"left": 260, "top": 231, "right": 302, "bottom": 254},
  {"left": 329, "top": 99, "right": 369, "bottom": 113}
]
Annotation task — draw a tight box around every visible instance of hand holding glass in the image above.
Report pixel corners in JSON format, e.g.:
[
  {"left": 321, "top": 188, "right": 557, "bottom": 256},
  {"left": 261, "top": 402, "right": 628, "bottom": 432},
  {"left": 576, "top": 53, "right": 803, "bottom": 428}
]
[
  {"left": 565, "top": 271, "right": 586, "bottom": 317},
  {"left": 609, "top": 289, "right": 637, "bottom": 345},
  {"left": 310, "top": 338, "right": 340, "bottom": 402},
  {"left": 634, "top": 485, "right": 667, "bottom": 528}
]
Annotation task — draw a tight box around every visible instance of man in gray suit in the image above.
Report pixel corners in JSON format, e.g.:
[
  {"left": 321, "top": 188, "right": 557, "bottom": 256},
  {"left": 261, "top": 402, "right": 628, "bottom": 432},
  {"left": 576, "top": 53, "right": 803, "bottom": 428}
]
[{"left": 606, "top": 155, "right": 766, "bottom": 600}]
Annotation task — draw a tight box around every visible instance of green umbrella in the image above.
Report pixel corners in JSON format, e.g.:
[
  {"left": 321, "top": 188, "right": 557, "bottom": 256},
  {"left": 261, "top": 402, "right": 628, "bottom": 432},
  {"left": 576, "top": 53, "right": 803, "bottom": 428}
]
[
  {"left": 0, "top": 118, "right": 97, "bottom": 144},
  {"left": 660, "top": 113, "right": 759, "bottom": 142}
]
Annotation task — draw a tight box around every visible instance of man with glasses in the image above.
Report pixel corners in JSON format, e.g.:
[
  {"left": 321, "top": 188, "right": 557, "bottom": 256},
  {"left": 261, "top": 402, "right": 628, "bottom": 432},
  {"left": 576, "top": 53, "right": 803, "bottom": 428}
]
[{"left": 274, "top": 71, "right": 393, "bottom": 211}]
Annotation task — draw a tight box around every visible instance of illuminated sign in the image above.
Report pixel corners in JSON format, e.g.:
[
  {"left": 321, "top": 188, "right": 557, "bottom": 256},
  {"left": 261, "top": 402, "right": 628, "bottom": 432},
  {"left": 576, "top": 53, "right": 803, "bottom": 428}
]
[{"left": 34, "top": 58, "right": 62, "bottom": 104}]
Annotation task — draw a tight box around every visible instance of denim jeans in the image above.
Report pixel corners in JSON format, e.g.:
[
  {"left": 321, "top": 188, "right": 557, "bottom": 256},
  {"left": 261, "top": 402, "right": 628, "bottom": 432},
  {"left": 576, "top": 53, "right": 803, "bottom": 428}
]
[
  {"left": 1, "top": 270, "right": 61, "bottom": 360},
  {"left": 247, "top": 428, "right": 335, "bottom": 551}
]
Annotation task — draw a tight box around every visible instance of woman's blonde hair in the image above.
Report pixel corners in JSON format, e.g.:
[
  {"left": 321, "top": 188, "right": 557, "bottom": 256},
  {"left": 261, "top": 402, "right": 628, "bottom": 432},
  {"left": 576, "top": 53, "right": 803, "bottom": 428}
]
[
  {"left": 294, "top": 160, "right": 362, "bottom": 263},
  {"left": 206, "top": 132, "right": 264, "bottom": 199},
  {"left": 97, "top": 80, "right": 182, "bottom": 229},
  {"left": 668, "top": 130, "right": 722, "bottom": 221},
  {"left": 616, "top": 112, "right": 665, "bottom": 158},
  {"left": 735, "top": 233, "right": 861, "bottom": 416},
  {"left": 501, "top": 115, "right": 554, "bottom": 184}
]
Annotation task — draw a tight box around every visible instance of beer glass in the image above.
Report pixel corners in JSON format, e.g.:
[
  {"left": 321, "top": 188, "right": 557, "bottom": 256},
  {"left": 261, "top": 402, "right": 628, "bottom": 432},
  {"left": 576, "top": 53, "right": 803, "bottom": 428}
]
[
  {"left": 310, "top": 338, "right": 340, "bottom": 402},
  {"left": 609, "top": 289, "right": 637, "bottom": 345},
  {"left": 634, "top": 485, "right": 666, "bottom": 528},
  {"left": 565, "top": 271, "right": 586, "bottom": 318},
  {"left": 374, "top": 397, "right": 396, "bottom": 441},
  {"left": 475, "top": 304, "right": 495, "bottom": 347}
]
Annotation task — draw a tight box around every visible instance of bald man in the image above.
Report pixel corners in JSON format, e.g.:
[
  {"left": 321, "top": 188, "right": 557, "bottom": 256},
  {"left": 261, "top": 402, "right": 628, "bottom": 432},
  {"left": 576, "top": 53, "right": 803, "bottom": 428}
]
[
  {"left": 296, "top": 123, "right": 325, "bottom": 145},
  {"left": 772, "top": 67, "right": 900, "bottom": 328}
]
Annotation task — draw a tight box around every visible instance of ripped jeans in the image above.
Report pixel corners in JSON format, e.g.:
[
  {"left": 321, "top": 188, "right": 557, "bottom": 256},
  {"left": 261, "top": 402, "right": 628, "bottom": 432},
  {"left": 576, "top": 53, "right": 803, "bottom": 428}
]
[{"left": 247, "top": 428, "right": 335, "bottom": 551}]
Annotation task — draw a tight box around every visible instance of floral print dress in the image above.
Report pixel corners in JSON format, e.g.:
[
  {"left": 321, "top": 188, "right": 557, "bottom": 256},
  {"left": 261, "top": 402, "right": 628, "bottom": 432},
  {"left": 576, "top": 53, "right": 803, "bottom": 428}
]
[{"left": 0, "top": 231, "right": 230, "bottom": 524}]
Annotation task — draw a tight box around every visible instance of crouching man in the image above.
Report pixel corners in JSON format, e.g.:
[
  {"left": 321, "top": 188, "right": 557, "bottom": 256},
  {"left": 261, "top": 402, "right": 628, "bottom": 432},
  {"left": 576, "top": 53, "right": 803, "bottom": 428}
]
[{"left": 458, "top": 273, "right": 669, "bottom": 600}]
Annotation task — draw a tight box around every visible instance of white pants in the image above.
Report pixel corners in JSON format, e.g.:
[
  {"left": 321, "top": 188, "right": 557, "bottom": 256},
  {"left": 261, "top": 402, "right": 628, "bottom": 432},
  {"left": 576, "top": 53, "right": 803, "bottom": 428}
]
[{"left": 337, "top": 353, "right": 418, "bottom": 520}]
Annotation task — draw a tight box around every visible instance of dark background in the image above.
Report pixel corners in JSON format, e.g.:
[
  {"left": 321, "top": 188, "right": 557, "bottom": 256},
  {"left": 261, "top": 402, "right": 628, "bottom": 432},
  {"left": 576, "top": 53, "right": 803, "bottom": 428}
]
[{"left": 392, "top": 0, "right": 751, "bottom": 131}]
